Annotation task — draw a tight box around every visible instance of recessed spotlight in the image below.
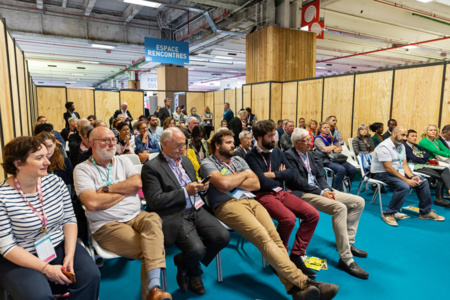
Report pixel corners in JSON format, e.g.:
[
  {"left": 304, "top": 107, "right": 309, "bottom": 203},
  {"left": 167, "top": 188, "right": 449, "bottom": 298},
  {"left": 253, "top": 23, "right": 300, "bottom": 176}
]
[
  {"left": 124, "top": 0, "right": 161, "bottom": 8},
  {"left": 91, "top": 44, "right": 116, "bottom": 49},
  {"left": 80, "top": 61, "right": 100, "bottom": 64},
  {"left": 71, "top": 73, "right": 85, "bottom": 76}
]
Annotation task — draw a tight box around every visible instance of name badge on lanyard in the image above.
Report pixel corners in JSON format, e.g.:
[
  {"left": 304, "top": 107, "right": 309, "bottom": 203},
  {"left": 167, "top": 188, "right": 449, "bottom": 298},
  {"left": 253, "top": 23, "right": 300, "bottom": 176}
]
[
  {"left": 396, "top": 147, "right": 405, "bottom": 176},
  {"left": 91, "top": 156, "right": 113, "bottom": 186}
]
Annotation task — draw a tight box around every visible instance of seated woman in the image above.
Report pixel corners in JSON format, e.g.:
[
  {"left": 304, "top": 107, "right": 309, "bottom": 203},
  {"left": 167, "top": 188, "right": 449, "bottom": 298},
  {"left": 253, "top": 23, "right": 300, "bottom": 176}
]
[
  {"left": 163, "top": 117, "right": 176, "bottom": 130},
  {"left": 115, "top": 122, "right": 136, "bottom": 155},
  {"left": 369, "top": 122, "right": 384, "bottom": 148},
  {"left": 406, "top": 129, "right": 450, "bottom": 207},
  {"left": 188, "top": 126, "right": 210, "bottom": 163},
  {"left": 181, "top": 129, "right": 200, "bottom": 179},
  {"left": 307, "top": 119, "right": 318, "bottom": 148},
  {"left": 352, "top": 124, "right": 375, "bottom": 156},
  {"left": 173, "top": 106, "right": 185, "bottom": 125},
  {"left": 36, "top": 132, "right": 89, "bottom": 244},
  {"left": 418, "top": 124, "right": 450, "bottom": 161},
  {"left": 135, "top": 120, "right": 160, "bottom": 163},
  {"left": 0, "top": 136, "right": 100, "bottom": 299},
  {"left": 315, "top": 122, "right": 357, "bottom": 191}
]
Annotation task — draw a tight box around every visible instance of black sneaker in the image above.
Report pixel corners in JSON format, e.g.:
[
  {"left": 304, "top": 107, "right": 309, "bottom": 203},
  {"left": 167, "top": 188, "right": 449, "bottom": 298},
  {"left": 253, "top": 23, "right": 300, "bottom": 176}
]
[
  {"left": 290, "top": 254, "right": 317, "bottom": 277},
  {"left": 306, "top": 279, "right": 339, "bottom": 300}
]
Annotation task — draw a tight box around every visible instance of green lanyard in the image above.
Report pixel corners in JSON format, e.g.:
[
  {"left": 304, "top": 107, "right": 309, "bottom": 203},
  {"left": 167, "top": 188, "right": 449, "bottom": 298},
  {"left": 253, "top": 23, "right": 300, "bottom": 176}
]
[
  {"left": 91, "top": 156, "right": 113, "bottom": 186},
  {"left": 396, "top": 146, "right": 403, "bottom": 166}
]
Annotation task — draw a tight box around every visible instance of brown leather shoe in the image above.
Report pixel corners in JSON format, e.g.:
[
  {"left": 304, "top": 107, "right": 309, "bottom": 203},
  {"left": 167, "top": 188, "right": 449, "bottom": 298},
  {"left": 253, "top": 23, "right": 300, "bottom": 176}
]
[
  {"left": 189, "top": 276, "right": 206, "bottom": 295},
  {"left": 146, "top": 287, "right": 172, "bottom": 300}
]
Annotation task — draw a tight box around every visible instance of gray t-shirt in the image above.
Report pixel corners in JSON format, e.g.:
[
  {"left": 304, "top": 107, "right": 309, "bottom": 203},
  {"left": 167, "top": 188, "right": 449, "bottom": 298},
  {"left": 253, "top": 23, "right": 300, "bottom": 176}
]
[
  {"left": 74, "top": 155, "right": 141, "bottom": 233},
  {"left": 200, "top": 155, "right": 251, "bottom": 209},
  {"left": 371, "top": 138, "right": 406, "bottom": 174}
]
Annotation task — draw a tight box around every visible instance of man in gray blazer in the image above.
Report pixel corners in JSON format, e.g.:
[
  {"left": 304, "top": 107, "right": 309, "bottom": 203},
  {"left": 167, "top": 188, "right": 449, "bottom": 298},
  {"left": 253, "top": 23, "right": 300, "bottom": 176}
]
[{"left": 141, "top": 127, "right": 230, "bottom": 295}]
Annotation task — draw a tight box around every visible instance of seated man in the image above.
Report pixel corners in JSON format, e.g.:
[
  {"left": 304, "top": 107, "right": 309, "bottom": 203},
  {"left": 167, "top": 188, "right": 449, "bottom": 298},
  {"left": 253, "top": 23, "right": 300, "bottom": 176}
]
[
  {"left": 245, "top": 120, "right": 319, "bottom": 277},
  {"left": 186, "top": 116, "right": 199, "bottom": 134},
  {"left": 135, "top": 120, "right": 161, "bottom": 163},
  {"left": 200, "top": 130, "right": 339, "bottom": 300},
  {"left": 371, "top": 126, "right": 445, "bottom": 227},
  {"left": 285, "top": 128, "right": 369, "bottom": 279},
  {"left": 149, "top": 115, "right": 163, "bottom": 143},
  {"left": 280, "top": 120, "right": 295, "bottom": 151},
  {"left": 142, "top": 127, "right": 230, "bottom": 295},
  {"left": 234, "top": 130, "right": 252, "bottom": 158},
  {"left": 73, "top": 127, "right": 171, "bottom": 300}
]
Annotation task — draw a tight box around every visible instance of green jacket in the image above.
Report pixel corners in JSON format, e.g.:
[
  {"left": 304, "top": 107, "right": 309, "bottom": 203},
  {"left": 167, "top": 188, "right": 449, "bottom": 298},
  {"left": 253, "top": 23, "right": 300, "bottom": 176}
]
[{"left": 418, "top": 138, "right": 450, "bottom": 159}]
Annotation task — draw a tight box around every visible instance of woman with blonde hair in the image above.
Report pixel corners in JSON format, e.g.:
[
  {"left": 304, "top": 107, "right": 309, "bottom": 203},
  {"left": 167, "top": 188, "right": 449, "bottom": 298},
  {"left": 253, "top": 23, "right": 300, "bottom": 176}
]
[{"left": 418, "top": 124, "right": 450, "bottom": 160}]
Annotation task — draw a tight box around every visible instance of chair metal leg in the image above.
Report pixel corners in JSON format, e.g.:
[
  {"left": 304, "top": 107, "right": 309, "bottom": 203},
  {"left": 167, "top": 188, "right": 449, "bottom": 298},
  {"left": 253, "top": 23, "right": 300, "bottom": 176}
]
[
  {"left": 161, "top": 268, "right": 168, "bottom": 292},
  {"left": 377, "top": 185, "right": 384, "bottom": 216},
  {"left": 216, "top": 252, "right": 223, "bottom": 282}
]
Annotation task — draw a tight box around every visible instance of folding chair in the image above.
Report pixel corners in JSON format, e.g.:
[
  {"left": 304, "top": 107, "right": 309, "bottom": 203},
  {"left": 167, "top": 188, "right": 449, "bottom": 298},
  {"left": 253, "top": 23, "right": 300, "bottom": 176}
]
[
  {"left": 323, "top": 167, "right": 351, "bottom": 192},
  {"left": 356, "top": 155, "right": 388, "bottom": 216},
  {"left": 123, "top": 153, "right": 141, "bottom": 165}
]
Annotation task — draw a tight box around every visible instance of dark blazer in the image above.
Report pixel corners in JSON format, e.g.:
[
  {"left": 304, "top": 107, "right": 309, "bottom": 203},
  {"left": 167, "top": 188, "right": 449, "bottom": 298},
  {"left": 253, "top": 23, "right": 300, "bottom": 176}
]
[
  {"left": 277, "top": 127, "right": 285, "bottom": 139},
  {"left": 158, "top": 106, "right": 172, "bottom": 124},
  {"left": 285, "top": 147, "right": 331, "bottom": 197},
  {"left": 141, "top": 153, "right": 197, "bottom": 247},
  {"left": 113, "top": 109, "right": 133, "bottom": 121},
  {"left": 234, "top": 146, "right": 248, "bottom": 159},
  {"left": 63, "top": 111, "right": 80, "bottom": 129},
  {"left": 68, "top": 130, "right": 82, "bottom": 166},
  {"left": 438, "top": 135, "right": 450, "bottom": 149},
  {"left": 227, "top": 117, "right": 242, "bottom": 146},
  {"left": 405, "top": 143, "right": 430, "bottom": 164}
]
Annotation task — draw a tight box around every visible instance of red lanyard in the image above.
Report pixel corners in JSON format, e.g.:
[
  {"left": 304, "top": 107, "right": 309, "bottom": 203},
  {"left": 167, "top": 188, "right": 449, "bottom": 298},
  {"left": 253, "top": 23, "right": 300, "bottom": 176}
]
[
  {"left": 256, "top": 147, "right": 271, "bottom": 172},
  {"left": 162, "top": 153, "right": 189, "bottom": 186},
  {"left": 13, "top": 177, "right": 48, "bottom": 232},
  {"left": 241, "top": 146, "right": 247, "bottom": 154},
  {"left": 297, "top": 150, "right": 312, "bottom": 175},
  {"left": 215, "top": 156, "right": 238, "bottom": 174}
]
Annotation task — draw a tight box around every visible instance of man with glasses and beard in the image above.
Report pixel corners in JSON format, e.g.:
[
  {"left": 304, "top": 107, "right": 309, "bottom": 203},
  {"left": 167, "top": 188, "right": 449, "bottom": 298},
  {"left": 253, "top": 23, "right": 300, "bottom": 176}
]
[
  {"left": 371, "top": 126, "right": 445, "bottom": 227},
  {"left": 245, "top": 120, "right": 320, "bottom": 277},
  {"left": 200, "top": 129, "right": 339, "bottom": 300},
  {"left": 74, "top": 127, "right": 172, "bottom": 300}
]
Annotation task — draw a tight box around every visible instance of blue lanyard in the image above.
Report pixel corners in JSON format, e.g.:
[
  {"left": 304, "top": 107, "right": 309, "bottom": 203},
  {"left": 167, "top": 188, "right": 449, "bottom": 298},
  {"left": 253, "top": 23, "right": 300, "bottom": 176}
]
[
  {"left": 396, "top": 147, "right": 403, "bottom": 165},
  {"left": 91, "top": 157, "right": 113, "bottom": 186}
]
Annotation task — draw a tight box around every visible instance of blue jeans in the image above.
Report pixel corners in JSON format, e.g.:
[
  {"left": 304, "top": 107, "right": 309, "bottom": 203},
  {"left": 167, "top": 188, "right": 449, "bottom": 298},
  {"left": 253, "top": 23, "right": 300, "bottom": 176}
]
[
  {"left": 0, "top": 242, "right": 100, "bottom": 300},
  {"left": 373, "top": 172, "right": 432, "bottom": 215},
  {"left": 325, "top": 161, "right": 357, "bottom": 191}
]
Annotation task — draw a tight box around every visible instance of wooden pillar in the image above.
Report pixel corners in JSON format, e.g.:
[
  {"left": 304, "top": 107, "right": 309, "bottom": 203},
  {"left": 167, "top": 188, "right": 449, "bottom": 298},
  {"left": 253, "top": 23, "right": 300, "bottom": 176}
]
[
  {"left": 157, "top": 66, "right": 188, "bottom": 107},
  {"left": 246, "top": 26, "right": 316, "bottom": 83}
]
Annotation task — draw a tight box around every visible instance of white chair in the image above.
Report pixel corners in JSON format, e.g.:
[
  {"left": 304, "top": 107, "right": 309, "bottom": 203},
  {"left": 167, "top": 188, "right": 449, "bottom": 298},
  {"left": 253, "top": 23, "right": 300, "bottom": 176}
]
[
  {"left": 134, "top": 164, "right": 143, "bottom": 174},
  {"left": 348, "top": 138, "right": 354, "bottom": 152},
  {"left": 149, "top": 153, "right": 159, "bottom": 161},
  {"left": 341, "top": 144, "right": 359, "bottom": 169},
  {"left": 356, "top": 155, "right": 388, "bottom": 216},
  {"left": 123, "top": 153, "right": 141, "bottom": 165}
]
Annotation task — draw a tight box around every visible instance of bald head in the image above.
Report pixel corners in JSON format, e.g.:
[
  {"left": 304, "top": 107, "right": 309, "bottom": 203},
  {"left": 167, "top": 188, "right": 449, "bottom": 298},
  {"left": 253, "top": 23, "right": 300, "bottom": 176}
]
[
  {"left": 161, "top": 127, "right": 186, "bottom": 160},
  {"left": 391, "top": 126, "right": 407, "bottom": 145},
  {"left": 89, "top": 127, "right": 113, "bottom": 140}
]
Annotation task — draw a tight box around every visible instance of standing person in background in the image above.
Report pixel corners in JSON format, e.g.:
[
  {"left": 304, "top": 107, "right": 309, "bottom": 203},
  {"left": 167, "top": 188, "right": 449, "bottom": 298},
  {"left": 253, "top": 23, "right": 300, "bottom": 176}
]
[
  {"left": 222, "top": 102, "right": 234, "bottom": 124},
  {"left": 326, "top": 116, "right": 344, "bottom": 146},
  {"left": 186, "top": 107, "right": 201, "bottom": 124},
  {"left": 352, "top": 124, "right": 375, "bottom": 156},
  {"left": 245, "top": 107, "right": 256, "bottom": 127},
  {"left": 201, "top": 106, "right": 214, "bottom": 139},
  {"left": 307, "top": 120, "right": 318, "bottom": 148},
  {"left": 369, "top": 122, "right": 384, "bottom": 148},
  {"left": 298, "top": 118, "right": 306, "bottom": 129},
  {"left": 154, "top": 106, "right": 161, "bottom": 118},
  {"left": 113, "top": 102, "right": 133, "bottom": 125},
  {"left": 173, "top": 106, "right": 185, "bottom": 125},
  {"left": 382, "top": 119, "right": 397, "bottom": 140},
  {"left": 159, "top": 98, "right": 173, "bottom": 125},
  {"left": 228, "top": 110, "right": 248, "bottom": 146},
  {"left": 63, "top": 102, "right": 80, "bottom": 129}
]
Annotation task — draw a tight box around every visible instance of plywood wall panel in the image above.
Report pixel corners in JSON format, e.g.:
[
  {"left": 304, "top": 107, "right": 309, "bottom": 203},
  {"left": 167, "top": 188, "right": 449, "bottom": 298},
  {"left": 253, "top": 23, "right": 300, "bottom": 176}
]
[
  {"left": 214, "top": 91, "right": 224, "bottom": 130},
  {"left": 24, "top": 61, "right": 31, "bottom": 134},
  {"left": 236, "top": 88, "right": 243, "bottom": 111},
  {"left": 7, "top": 33, "right": 21, "bottom": 137},
  {"left": 0, "top": 21, "right": 14, "bottom": 144},
  {"left": 271, "top": 83, "right": 282, "bottom": 122},
  {"left": 322, "top": 75, "right": 354, "bottom": 141},
  {"left": 205, "top": 92, "right": 214, "bottom": 111},
  {"left": 95, "top": 91, "right": 120, "bottom": 126},
  {"left": 120, "top": 90, "right": 143, "bottom": 121},
  {"left": 353, "top": 71, "right": 393, "bottom": 135},
  {"left": 37, "top": 87, "right": 66, "bottom": 131},
  {"left": 0, "top": 141, "right": 4, "bottom": 182},
  {"left": 392, "top": 65, "right": 443, "bottom": 133},
  {"left": 67, "top": 88, "right": 95, "bottom": 120},
  {"left": 298, "top": 79, "right": 323, "bottom": 127},
  {"left": 224, "top": 89, "right": 236, "bottom": 115},
  {"left": 440, "top": 66, "right": 450, "bottom": 129},
  {"left": 282, "top": 82, "right": 297, "bottom": 122},
  {"left": 243, "top": 85, "right": 251, "bottom": 109},
  {"left": 252, "top": 83, "right": 270, "bottom": 121},
  {"left": 16, "top": 49, "right": 29, "bottom": 136}
]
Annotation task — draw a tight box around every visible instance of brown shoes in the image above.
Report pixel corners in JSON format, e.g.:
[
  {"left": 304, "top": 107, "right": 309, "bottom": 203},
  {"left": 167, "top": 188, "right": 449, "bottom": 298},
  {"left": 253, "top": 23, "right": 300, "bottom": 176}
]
[
  {"left": 189, "top": 276, "right": 206, "bottom": 295},
  {"left": 146, "top": 287, "right": 172, "bottom": 300}
]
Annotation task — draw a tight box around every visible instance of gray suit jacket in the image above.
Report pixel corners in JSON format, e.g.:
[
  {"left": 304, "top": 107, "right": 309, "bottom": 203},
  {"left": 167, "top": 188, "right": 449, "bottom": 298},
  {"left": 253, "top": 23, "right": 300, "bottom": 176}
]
[{"left": 142, "top": 152, "right": 197, "bottom": 247}]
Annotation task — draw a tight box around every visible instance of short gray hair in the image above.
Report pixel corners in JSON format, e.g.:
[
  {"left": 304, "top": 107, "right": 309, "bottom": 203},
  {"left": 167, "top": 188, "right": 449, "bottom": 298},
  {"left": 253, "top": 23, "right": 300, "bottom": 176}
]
[
  {"left": 80, "top": 125, "right": 94, "bottom": 137},
  {"left": 161, "top": 127, "right": 182, "bottom": 143},
  {"left": 187, "top": 116, "right": 198, "bottom": 124},
  {"left": 238, "top": 110, "right": 247, "bottom": 117},
  {"left": 291, "top": 128, "right": 310, "bottom": 144},
  {"left": 77, "top": 118, "right": 89, "bottom": 127},
  {"left": 239, "top": 130, "right": 251, "bottom": 140},
  {"left": 68, "top": 117, "right": 78, "bottom": 124}
]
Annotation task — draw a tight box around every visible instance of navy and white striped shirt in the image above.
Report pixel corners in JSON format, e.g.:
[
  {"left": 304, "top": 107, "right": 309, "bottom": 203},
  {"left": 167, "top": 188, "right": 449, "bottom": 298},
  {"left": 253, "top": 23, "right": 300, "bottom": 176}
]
[{"left": 0, "top": 174, "right": 77, "bottom": 256}]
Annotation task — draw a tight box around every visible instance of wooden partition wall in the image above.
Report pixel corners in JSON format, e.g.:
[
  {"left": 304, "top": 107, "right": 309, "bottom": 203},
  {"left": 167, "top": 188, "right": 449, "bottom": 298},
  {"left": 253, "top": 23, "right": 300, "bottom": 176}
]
[{"left": 0, "top": 19, "right": 37, "bottom": 181}]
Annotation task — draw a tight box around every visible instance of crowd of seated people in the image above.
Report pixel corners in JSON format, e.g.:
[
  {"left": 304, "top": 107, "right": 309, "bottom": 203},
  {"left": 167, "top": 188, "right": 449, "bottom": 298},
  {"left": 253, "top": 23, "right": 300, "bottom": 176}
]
[{"left": 3, "top": 100, "right": 450, "bottom": 300}]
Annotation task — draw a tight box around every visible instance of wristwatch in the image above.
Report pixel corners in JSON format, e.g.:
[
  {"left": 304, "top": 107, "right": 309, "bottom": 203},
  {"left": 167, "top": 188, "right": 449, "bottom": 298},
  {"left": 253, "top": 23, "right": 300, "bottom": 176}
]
[{"left": 102, "top": 186, "right": 109, "bottom": 193}]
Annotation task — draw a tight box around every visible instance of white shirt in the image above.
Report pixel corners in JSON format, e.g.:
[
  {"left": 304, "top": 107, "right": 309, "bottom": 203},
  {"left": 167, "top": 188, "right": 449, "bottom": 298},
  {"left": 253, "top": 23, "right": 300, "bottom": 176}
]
[{"left": 371, "top": 138, "right": 406, "bottom": 174}]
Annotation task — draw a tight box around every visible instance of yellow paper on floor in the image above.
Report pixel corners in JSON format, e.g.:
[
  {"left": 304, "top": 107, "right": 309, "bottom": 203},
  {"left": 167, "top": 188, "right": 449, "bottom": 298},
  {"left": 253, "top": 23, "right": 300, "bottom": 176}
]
[{"left": 303, "top": 256, "right": 327, "bottom": 271}]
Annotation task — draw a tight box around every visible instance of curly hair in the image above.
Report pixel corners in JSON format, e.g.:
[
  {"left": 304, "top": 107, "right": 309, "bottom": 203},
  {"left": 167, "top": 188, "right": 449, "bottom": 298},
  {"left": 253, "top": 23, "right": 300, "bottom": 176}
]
[{"left": 210, "top": 129, "right": 234, "bottom": 154}]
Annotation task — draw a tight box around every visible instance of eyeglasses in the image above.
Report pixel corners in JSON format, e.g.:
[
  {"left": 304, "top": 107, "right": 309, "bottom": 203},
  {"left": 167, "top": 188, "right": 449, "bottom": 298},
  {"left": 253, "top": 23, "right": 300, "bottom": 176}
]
[
  {"left": 174, "top": 142, "right": 186, "bottom": 149},
  {"left": 297, "top": 138, "right": 312, "bottom": 143},
  {"left": 93, "top": 138, "right": 117, "bottom": 144}
]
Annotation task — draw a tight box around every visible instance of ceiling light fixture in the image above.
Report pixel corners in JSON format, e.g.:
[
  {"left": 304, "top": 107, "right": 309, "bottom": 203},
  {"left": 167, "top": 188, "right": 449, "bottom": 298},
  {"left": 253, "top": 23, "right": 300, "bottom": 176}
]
[
  {"left": 124, "top": 0, "right": 161, "bottom": 8},
  {"left": 215, "top": 56, "right": 234, "bottom": 60},
  {"left": 91, "top": 44, "right": 116, "bottom": 49},
  {"left": 80, "top": 61, "right": 100, "bottom": 64},
  {"left": 403, "top": 45, "right": 418, "bottom": 49},
  {"left": 416, "top": 0, "right": 433, "bottom": 3},
  {"left": 71, "top": 73, "right": 85, "bottom": 76}
]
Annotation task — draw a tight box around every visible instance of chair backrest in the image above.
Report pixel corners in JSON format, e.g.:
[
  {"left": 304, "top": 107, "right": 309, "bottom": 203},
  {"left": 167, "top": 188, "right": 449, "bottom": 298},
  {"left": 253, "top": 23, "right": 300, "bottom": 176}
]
[
  {"left": 357, "top": 154, "right": 373, "bottom": 178},
  {"left": 123, "top": 153, "right": 141, "bottom": 165},
  {"left": 149, "top": 152, "right": 159, "bottom": 161},
  {"left": 348, "top": 138, "right": 354, "bottom": 153},
  {"left": 341, "top": 144, "right": 357, "bottom": 162},
  {"left": 134, "top": 164, "right": 143, "bottom": 174}
]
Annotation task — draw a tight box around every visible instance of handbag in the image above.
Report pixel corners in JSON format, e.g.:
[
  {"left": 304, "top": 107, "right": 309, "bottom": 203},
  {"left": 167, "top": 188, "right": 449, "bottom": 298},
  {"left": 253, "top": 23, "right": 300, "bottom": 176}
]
[{"left": 328, "top": 152, "right": 348, "bottom": 164}]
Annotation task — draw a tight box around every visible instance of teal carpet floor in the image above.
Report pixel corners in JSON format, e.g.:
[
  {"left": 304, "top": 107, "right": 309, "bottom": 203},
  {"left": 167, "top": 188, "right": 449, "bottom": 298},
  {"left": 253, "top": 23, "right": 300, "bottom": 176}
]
[{"left": 98, "top": 179, "right": 450, "bottom": 300}]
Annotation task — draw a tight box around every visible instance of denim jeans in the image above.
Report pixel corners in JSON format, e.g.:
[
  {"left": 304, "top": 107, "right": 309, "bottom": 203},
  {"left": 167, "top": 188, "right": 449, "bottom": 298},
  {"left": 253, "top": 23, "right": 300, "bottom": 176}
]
[
  {"left": 324, "top": 161, "right": 357, "bottom": 191},
  {"left": 373, "top": 172, "right": 432, "bottom": 215}
]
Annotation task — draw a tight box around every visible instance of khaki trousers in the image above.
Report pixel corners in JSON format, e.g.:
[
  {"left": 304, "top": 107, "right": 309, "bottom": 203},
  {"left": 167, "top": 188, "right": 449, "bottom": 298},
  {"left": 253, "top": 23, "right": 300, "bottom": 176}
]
[
  {"left": 301, "top": 190, "right": 365, "bottom": 260},
  {"left": 215, "top": 198, "right": 308, "bottom": 293},
  {"left": 93, "top": 211, "right": 165, "bottom": 299}
]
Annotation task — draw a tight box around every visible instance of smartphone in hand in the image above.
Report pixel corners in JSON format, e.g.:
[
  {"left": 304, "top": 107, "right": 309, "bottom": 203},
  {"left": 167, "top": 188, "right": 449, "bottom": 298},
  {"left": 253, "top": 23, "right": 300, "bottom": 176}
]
[
  {"left": 62, "top": 269, "right": 76, "bottom": 283},
  {"left": 201, "top": 175, "right": 211, "bottom": 184}
]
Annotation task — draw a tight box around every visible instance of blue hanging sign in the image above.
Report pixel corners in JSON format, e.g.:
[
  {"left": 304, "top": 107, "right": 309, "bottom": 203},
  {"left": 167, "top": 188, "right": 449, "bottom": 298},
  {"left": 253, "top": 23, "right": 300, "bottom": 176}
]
[{"left": 145, "top": 37, "right": 189, "bottom": 65}]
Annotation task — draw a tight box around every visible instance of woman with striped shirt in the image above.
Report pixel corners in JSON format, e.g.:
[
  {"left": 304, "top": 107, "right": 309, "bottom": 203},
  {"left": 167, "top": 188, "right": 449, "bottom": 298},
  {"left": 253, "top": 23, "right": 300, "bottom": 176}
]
[{"left": 0, "top": 136, "right": 100, "bottom": 299}]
